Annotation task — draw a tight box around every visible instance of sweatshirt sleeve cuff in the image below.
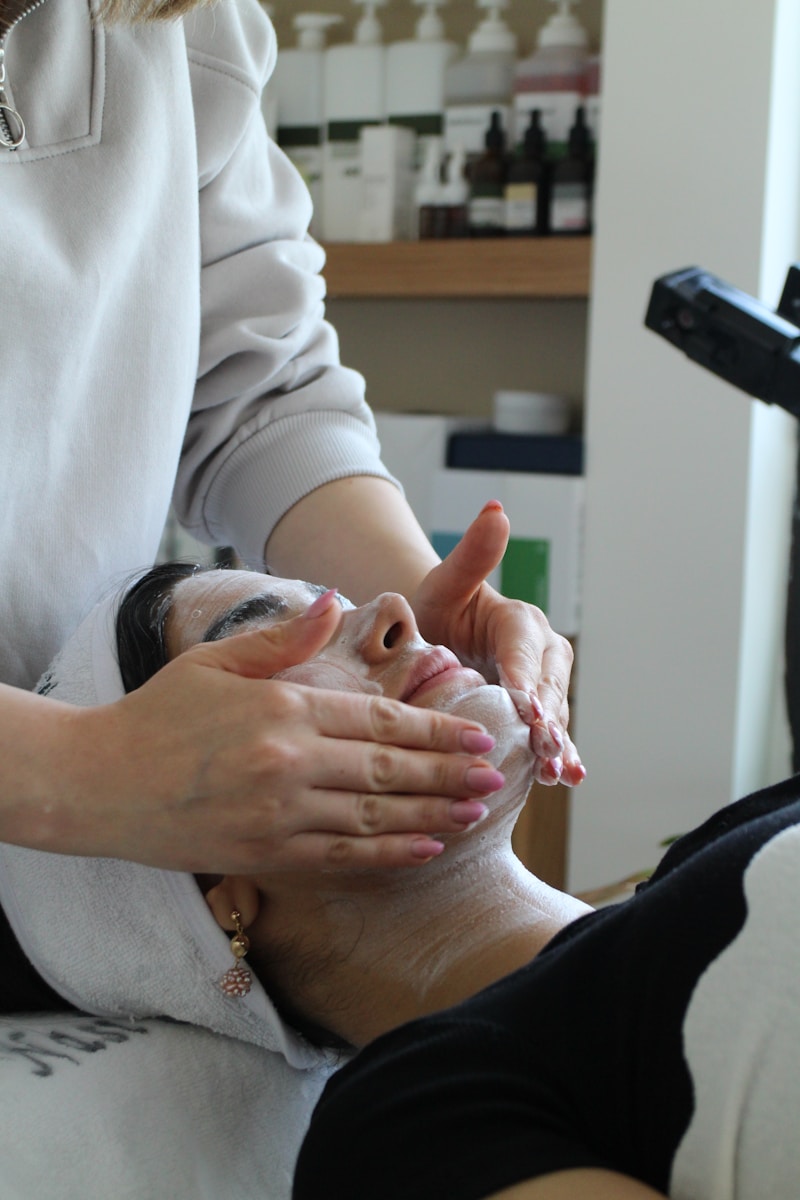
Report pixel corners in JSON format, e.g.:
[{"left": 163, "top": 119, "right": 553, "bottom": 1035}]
[{"left": 202, "top": 409, "right": 400, "bottom": 567}]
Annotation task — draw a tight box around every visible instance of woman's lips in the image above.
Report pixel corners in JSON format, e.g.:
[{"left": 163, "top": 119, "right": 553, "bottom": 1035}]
[{"left": 401, "top": 647, "right": 486, "bottom": 705}]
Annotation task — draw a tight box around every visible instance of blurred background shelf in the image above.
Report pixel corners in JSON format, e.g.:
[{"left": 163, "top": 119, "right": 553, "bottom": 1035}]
[{"left": 322, "top": 237, "right": 592, "bottom": 299}]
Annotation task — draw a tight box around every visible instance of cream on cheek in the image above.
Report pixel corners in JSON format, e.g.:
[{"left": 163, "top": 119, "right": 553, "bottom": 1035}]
[
  {"left": 271, "top": 605, "right": 389, "bottom": 695},
  {"left": 272, "top": 655, "right": 382, "bottom": 695}
]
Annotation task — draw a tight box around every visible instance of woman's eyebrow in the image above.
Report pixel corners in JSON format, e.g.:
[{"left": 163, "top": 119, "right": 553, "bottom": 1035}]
[{"left": 202, "top": 594, "right": 292, "bottom": 643}]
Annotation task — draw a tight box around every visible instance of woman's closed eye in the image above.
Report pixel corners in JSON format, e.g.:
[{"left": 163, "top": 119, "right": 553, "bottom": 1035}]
[{"left": 202, "top": 594, "right": 291, "bottom": 643}]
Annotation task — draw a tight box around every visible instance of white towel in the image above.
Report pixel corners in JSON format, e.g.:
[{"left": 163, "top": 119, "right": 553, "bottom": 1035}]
[
  {"left": 0, "top": 1011, "right": 333, "bottom": 1200},
  {"left": 0, "top": 590, "right": 334, "bottom": 1072}
]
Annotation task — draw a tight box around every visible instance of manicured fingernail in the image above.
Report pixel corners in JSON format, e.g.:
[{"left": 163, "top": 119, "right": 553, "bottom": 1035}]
[
  {"left": 561, "top": 763, "right": 587, "bottom": 787},
  {"left": 465, "top": 766, "right": 505, "bottom": 793},
  {"left": 411, "top": 838, "right": 445, "bottom": 860},
  {"left": 503, "top": 684, "right": 536, "bottom": 725},
  {"left": 530, "top": 693, "right": 545, "bottom": 720},
  {"left": 543, "top": 757, "right": 563, "bottom": 782},
  {"left": 450, "top": 800, "right": 489, "bottom": 825},
  {"left": 510, "top": 690, "right": 534, "bottom": 723},
  {"left": 460, "top": 729, "right": 496, "bottom": 754},
  {"left": 305, "top": 589, "right": 338, "bottom": 619},
  {"left": 548, "top": 722, "right": 564, "bottom": 751}
]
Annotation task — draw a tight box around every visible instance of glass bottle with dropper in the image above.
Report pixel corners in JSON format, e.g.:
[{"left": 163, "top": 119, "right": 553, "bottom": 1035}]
[
  {"left": 513, "top": 0, "right": 588, "bottom": 160},
  {"left": 504, "top": 108, "right": 550, "bottom": 236},
  {"left": 468, "top": 109, "right": 508, "bottom": 237},
  {"left": 550, "top": 104, "right": 593, "bottom": 234},
  {"left": 443, "top": 0, "right": 517, "bottom": 175}
]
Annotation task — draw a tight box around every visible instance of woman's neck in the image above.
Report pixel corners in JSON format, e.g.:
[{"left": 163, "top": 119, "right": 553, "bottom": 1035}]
[{"left": 249, "top": 844, "right": 592, "bottom": 1048}]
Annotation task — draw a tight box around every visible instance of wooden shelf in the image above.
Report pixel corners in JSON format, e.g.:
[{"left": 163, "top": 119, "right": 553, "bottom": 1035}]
[{"left": 322, "top": 237, "right": 592, "bottom": 300}]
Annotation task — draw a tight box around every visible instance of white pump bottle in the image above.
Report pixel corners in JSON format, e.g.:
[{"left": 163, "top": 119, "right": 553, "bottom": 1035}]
[
  {"left": 442, "top": 0, "right": 517, "bottom": 160},
  {"left": 271, "top": 13, "right": 342, "bottom": 239},
  {"left": 385, "top": 0, "right": 458, "bottom": 171},
  {"left": 322, "top": 0, "right": 387, "bottom": 240}
]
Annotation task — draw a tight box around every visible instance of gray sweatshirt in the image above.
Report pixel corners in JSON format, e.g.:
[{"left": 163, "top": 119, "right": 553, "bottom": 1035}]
[{"left": 0, "top": 0, "right": 391, "bottom": 691}]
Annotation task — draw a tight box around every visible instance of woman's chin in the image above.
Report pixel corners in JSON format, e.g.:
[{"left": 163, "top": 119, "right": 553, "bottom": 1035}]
[{"left": 449, "top": 685, "right": 534, "bottom": 782}]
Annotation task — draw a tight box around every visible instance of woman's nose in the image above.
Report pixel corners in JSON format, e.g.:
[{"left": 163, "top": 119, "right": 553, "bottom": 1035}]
[{"left": 348, "top": 592, "right": 420, "bottom": 662}]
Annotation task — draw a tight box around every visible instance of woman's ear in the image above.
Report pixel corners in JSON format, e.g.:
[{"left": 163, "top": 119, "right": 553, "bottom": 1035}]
[{"left": 204, "top": 876, "right": 261, "bottom": 931}]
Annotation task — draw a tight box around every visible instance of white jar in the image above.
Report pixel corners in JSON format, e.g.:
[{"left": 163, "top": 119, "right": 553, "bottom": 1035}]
[{"left": 492, "top": 390, "right": 570, "bottom": 435}]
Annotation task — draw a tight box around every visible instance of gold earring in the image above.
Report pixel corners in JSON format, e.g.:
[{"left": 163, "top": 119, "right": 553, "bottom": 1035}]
[{"left": 219, "top": 909, "right": 252, "bottom": 997}]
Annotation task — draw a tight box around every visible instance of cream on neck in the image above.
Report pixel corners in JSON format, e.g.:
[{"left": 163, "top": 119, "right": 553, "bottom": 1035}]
[
  {"left": 315, "top": 850, "right": 589, "bottom": 1045},
  {"left": 247, "top": 691, "right": 591, "bottom": 1048}
]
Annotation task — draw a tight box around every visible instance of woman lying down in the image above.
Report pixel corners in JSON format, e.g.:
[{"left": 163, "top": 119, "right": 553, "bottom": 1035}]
[{"left": 2, "top": 524, "right": 799, "bottom": 1200}]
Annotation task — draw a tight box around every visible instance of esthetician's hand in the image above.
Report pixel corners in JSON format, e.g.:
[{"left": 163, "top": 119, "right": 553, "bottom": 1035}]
[
  {"left": 53, "top": 591, "right": 501, "bottom": 874},
  {"left": 411, "top": 501, "right": 585, "bottom": 788}
]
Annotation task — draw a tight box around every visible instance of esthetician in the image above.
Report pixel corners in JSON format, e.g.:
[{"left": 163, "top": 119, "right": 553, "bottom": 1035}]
[{"left": 0, "top": 0, "right": 584, "bottom": 985}]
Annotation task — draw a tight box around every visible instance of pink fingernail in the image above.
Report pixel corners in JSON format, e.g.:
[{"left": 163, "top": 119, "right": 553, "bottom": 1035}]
[
  {"left": 450, "top": 800, "right": 489, "bottom": 826},
  {"left": 411, "top": 838, "right": 445, "bottom": 860},
  {"left": 461, "top": 729, "right": 496, "bottom": 754},
  {"left": 466, "top": 766, "right": 505, "bottom": 793},
  {"left": 548, "top": 722, "right": 564, "bottom": 751},
  {"left": 530, "top": 693, "right": 545, "bottom": 720},
  {"left": 543, "top": 756, "right": 563, "bottom": 782},
  {"left": 305, "top": 589, "right": 338, "bottom": 619}
]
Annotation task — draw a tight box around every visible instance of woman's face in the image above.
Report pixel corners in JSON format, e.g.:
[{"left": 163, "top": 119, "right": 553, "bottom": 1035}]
[
  {"left": 169, "top": 570, "right": 487, "bottom": 708},
  {"left": 166, "top": 570, "right": 532, "bottom": 773}
]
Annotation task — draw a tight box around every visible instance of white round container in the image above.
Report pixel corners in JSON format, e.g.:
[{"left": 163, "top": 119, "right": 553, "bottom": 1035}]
[{"left": 492, "top": 390, "right": 570, "bottom": 434}]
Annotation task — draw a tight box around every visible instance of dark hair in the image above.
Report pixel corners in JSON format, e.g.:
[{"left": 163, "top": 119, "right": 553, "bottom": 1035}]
[{"left": 116, "top": 562, "right": 206, "bottom": 693}]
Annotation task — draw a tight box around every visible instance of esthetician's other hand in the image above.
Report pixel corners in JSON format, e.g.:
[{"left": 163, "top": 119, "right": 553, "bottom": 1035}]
[
  {"left": 411, "top": 501, "right": 585, "bottom": 787},
  {"left": 50, "top": 590, "right": 500, "bottom": 874}
]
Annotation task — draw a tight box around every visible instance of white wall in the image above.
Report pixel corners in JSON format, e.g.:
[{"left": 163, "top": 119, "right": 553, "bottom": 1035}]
[{"left": 570, "top": 0, "right": 800, "bottom": 889}]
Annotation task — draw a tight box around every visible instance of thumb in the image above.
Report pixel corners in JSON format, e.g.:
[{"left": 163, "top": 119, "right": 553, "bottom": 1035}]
[
  {"left": 188, "top": 588, "right": 341, "bottom": 680},
  {"left": 425, "top": 502, "right": 510, "bottom": 605}
]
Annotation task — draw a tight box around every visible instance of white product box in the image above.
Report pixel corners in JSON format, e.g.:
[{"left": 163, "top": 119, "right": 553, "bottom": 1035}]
[
  {"left": 358, "top": 124, "right": 416, "bottom": 242},
  {"left": 430, "top": 468, "right": 585, "bottom": 635}
]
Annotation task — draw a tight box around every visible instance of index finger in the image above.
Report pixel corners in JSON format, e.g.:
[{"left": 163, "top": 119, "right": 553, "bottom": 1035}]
[{"left": 304, "top": 687, "right": 496, "bottom": 756}]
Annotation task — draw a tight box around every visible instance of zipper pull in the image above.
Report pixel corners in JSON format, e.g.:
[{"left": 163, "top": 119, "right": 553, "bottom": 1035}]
[{"left": 0, "top": 47, "right": 25, "bottom": 149}]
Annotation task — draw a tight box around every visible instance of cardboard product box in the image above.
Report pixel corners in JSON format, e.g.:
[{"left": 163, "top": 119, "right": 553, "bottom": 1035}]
[{"left": 429, "top": 468, "right": 585, "bottom": 636}]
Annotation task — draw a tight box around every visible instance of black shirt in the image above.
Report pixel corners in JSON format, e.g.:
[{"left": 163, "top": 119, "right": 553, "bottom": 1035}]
[{"left": 294, "top": 777, "right": 800, "bottom": 1200}]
